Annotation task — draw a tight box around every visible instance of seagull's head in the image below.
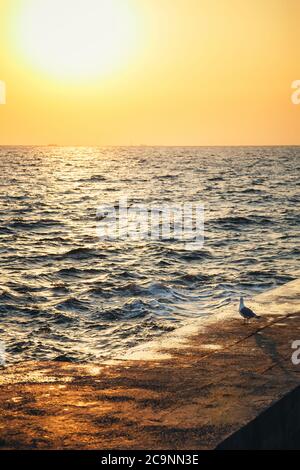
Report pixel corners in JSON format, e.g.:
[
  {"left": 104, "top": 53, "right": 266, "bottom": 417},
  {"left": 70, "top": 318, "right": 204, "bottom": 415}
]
[{"left": 239, "top": 296, "right": 244, "bottom": 306}]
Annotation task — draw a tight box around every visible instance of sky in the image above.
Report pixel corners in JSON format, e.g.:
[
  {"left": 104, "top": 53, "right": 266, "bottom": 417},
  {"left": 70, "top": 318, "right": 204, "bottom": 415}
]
[{"left": 0, "top": 0, "right": 299, "bottom": 146}]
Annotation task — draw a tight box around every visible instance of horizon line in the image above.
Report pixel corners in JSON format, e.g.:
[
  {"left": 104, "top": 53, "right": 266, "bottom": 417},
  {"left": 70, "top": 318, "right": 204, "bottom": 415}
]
[{"left": 0, "top": 144, "right": 299, "bottom": 148}]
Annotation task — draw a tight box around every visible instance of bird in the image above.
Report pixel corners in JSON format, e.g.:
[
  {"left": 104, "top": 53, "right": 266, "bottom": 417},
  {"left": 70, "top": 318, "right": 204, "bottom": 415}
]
[{"left": 239, "top": 297, "right": 261, "bottom": 323}]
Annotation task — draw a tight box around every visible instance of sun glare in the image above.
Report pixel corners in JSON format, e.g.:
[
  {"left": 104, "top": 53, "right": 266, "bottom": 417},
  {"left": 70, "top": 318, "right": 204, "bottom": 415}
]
[{"left": 14, "top": 0, "right": 139, "bottom": 81}]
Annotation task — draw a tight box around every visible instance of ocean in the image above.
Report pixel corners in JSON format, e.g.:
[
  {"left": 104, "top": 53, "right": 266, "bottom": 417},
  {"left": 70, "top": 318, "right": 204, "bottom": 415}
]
[{"left": 0, "top": 146, "right": 299, "bottom": 363}]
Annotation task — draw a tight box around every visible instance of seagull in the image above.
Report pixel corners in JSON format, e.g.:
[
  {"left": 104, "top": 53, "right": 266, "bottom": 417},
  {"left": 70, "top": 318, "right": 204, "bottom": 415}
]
[{"left": 239, "top": 297, "right": 261, "bottom": 323}]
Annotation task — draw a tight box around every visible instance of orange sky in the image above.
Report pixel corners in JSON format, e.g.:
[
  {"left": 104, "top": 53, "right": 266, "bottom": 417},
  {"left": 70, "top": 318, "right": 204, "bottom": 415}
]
[{"left": 0, "top": 0, "right": 299, "bottom": 146}]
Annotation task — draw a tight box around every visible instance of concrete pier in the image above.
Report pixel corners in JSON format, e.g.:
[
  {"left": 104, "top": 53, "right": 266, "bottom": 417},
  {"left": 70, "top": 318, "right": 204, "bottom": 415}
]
[{"left": 0, "top": 279, "right": 299, "bottom": 449}]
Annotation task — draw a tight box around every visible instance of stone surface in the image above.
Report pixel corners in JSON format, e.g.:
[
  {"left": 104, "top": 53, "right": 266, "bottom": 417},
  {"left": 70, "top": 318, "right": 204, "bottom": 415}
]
[{"left": 0, "top": 279, "right": 299, "bottom": 449}]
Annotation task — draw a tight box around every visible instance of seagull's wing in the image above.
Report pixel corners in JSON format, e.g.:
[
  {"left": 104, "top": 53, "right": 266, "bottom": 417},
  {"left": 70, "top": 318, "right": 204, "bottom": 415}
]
[{"left": 241, "top": 306, "right": 256, "bottom": 318}]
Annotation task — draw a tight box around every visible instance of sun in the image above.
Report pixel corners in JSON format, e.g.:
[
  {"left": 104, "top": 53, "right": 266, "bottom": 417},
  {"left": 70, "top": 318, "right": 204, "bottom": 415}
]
[{"left": 14, "top": 0, "right": 139, "bottom": 81}]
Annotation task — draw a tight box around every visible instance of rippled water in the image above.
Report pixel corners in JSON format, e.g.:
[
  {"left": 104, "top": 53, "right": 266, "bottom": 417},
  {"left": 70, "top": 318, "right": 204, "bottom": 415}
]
[{"left": 0, "top": 146, "right": 299, "bottom": 363}]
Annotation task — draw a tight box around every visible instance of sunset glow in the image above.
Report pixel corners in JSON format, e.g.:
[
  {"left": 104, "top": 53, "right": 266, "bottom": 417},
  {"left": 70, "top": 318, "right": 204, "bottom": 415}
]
[
  {"left": 13, "top": 0, "right": 139, "bottom": 80},
  {"left": 0, "top": 0, "right": 299, "bottom": 145}
]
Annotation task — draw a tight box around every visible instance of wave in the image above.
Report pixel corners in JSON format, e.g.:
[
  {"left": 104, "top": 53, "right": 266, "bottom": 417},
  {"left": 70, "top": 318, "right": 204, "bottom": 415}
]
[
  {"left": 55, "top": 297, "right": 89, "bottom": 311},
  {"left": 52, "top": 313, "right": 78, "bottom": 324},
  {"left": 162, "top": 247, "right": 214, "bottom": 261},
  {"left": 0, "top": 226, "right": 14, "bottom": 234},
  {"left": 78, "top": 174, "right": 106, "bottom": 182},
  {"left": 94, "top": 299, "right": 160, "bottom": 321},
  {"left": 60, "top": 247, "right": 106, "bottom": 260},
  {"left": 57, "top": 267, "right": 83, "bottom": 277},
  {"left": 0, "top": 288, "right": 22, "bottom": 302},
  {"left": 208, "top": 176, "right": 224, "bottom": 182},
  {"left": 156, "top": 174, "right": 178, "bottom": 180},
  {"left": 175, "top": 273, "right": 212, "bottom": 285},
  {"left": 7, "top": 219, "right": 63, "bottom": 232},
  {"left": 214, "top": 215, "right": 274, "bottom": 227},
  {"left": 53, "top": 354, "right": 76, "bottom": 362},
  {"left": 240, "top": 188, "right": 263, "bottom": 194}
]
